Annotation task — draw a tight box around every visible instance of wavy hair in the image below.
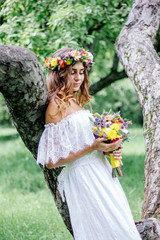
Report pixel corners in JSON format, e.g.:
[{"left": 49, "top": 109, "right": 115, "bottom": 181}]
[{"left": 46, "top": 47, "right": 92, "bottom": 117}]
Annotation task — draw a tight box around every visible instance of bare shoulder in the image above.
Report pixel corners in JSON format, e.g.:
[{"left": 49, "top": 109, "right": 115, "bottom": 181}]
[{"left": 45, "top": 99, "right": 62, "bottom": 124}]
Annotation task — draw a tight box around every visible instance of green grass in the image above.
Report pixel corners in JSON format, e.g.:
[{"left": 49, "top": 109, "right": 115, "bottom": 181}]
[
  {"left": 0, "top": 124, "right": 145, "bottom": 239},
  {"left": 119, "top": 125, "right": 145, "bottom": 220}
]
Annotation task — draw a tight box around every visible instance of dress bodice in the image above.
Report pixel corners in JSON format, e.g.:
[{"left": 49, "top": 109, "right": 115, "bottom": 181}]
[{"left": 36, "top": 109, "right": 95, "bottom": 168}]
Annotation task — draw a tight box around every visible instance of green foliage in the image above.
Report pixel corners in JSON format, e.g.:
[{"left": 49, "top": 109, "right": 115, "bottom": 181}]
[
  {"left": 0, "top": 0, "right": 133, "bottom": 65},
  {"left": 90, "top": 78, "right": 143, "bottom": 125},
  {"left": 0, "top": 125, "right": 145, "bottom": 239},
  {"left": 0, "top": 93, "right": 12, "bottom": 125},
  {"left": 0, "top": 0, "right": 143, "bottom": 125}
]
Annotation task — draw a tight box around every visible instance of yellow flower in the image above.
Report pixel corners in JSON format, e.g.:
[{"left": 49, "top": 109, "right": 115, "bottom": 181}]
[
  {"left": 93, "top": 127, "right": 98, "bottom": 132},
  {"left": 66, "top": 60, "right": 72, "bottom": 65},
  {"left": 83, "top": 59, "right": 87, "bottom": 62},
  {"left": 94, "top": 113, "right": 98, "bottom": 117},
  {"left": 110, "top": 123, "right": 120, "bottom": 132},
  {"left": 107, "top": 130, "right": 120, "bottom": 140},
  {"left": 101, "top": 127, "right": 106, "bottom": 134},
  {"left": 51, "top": 58, "right": 58, "bottom": 67},
  {"left": 99, "top": 132, "right": 103, "bottom": 137}
]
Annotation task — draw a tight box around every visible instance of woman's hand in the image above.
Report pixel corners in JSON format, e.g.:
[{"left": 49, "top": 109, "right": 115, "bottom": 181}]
[
  {"left": 103, "top": 146, "right": 123, "bottom": 159},
  {"left": 92, "top": 138, "right": 123, "bottom": 153},
  {"left": 112, "top": 146, "right": 123, "bottom": 160}
]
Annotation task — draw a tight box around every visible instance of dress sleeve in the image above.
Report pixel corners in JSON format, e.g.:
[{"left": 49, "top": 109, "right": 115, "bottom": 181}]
[{"left": 36, "top": 110, "right": 95, "bottom": 168}]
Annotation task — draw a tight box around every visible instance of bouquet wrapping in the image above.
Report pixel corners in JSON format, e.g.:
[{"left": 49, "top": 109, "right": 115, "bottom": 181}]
[{"left": 90, "top": 110, "right": 132, "bottom": 178}]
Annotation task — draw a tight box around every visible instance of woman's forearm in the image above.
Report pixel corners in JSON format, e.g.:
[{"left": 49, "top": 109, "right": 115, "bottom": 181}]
[
  {"left": 46, "top": 144, "right": 96, "bottom": 169},
  {"left": 46, "top": 138, "right": 123, "bottom": 169}
]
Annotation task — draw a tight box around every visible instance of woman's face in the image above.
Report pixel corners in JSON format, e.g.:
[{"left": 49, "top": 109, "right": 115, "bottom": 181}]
[{"left": 70, "top": 62, "right": 85, "bottom": 92}]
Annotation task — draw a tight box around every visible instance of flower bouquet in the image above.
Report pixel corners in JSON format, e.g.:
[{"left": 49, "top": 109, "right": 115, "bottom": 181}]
[{"left": 90, "top": 110, "right": 132, "bottom": 178}]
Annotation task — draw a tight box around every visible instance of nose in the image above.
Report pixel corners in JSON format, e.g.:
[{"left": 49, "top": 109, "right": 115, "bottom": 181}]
[{"left": 74, "top": 72, "right": 81, "bottom": 81}]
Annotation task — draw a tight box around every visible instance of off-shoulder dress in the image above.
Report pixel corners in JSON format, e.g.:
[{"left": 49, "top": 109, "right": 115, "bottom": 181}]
[{"left": 37, "top": 109, "right": 141, "bottom": 240}]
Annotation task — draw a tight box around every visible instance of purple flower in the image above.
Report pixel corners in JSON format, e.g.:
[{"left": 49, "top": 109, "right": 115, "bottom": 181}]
[
  {"left": 103, "top": 133, "right": 107, "bottom": 138},
  {"left": 121, "top": 124, "right": 125, "bottom": 129},
  {"left": 95, "top": 135, "right": 99, "bottom": 139},
  {"left": 121, "top": 120, "right": 125, "bottom": 124},
  {"left": 62, "top": 54, "right": 67, "bottom": 58}
]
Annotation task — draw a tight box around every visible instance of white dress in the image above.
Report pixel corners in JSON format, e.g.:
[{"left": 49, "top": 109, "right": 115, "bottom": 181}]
[{"left": 37, "top": 109, "right": 142, "bottom": 240}]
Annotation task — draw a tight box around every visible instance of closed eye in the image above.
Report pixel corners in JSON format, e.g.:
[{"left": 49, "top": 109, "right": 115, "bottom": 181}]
[
  {"left": 71, "top": 70, "right": 85, "bottom": 75},
  {"left": 71, "top": 68, "right": 85, "bottom": 75}
]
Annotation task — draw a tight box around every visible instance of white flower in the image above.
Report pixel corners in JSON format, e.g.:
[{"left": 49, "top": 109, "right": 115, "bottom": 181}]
[
  {"left": 120, "top": 128, "right": 128, "bottom": 135},
  {"left": 87, "top": 52, "right": 93, "bottom": 61},
  {"left": 105, "top": 128, "right": 110, "bottom": 133}
]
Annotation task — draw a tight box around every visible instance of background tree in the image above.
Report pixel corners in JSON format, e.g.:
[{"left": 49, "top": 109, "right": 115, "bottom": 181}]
[{"left": 115, "top": 0, "right": 160, "bottom": 238}]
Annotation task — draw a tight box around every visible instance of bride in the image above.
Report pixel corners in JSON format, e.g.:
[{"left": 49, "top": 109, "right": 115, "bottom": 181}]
[{"left": 37, "top": 47, "right": 142, "bottom": 240}]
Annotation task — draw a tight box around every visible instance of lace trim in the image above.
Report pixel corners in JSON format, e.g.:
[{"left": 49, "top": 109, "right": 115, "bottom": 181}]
[
  {"left": 44, "top": 109, "right": 89, "bottom": 128},
  {"left": 36, "top": 109, "right": 95, "bottom": 168},
  {"left": 57, "top": 168, "right": 66, "bottom": 202}
]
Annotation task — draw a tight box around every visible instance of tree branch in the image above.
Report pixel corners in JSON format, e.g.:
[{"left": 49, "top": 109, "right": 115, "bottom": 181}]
[
  {"left": 111, "top": 52, "right": 119, "bottom": 72},
  {"left": 89, "top": 50, "right": 126, "bottom": 95},
  {"left": 88, "top": 19, "right": 106, "bottom": 35},
  {"left": 89, "top": 69, "right": 126, "bottom": 95}
]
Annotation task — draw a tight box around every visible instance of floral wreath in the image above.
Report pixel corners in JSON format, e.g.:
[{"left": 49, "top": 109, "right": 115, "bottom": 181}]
[{"left": 44, "top": 48, "right": 94, "bottom": 72}]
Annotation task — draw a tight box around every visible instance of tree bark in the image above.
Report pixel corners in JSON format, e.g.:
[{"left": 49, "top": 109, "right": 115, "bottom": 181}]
[
  {"left": 115, "top": 0, "right": 160, "bottom": 229},
  {"left": 136, "top": 218, "right": 160, "bottom": 240},
  {"left": 0, "top": 44, "right": 73, "bottom": 234}
]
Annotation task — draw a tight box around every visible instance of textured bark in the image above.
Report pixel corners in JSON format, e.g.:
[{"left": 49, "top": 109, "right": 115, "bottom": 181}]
[
  {"left": 0, "top": 44, "right": 73, "bottom": 234},
  {"left": 136, "top": 218, "right": 160, "bottom": 240},
  {"left": 115, "top": 0, "right": 160, "bottom": 229},
  {"left": 0, "top": 45, "right": 47, "bottom": 156}
]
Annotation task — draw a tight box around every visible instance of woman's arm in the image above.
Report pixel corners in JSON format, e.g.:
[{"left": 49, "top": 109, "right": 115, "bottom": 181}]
[
  {"left": 46, "top": 144, "right": 95, "bottom": 169},
  {"left": 46, "top": 138, "right": 123, "bottom": 169},
  {"left": 45, "top": 100, "right": 123, "bottom": 169}
]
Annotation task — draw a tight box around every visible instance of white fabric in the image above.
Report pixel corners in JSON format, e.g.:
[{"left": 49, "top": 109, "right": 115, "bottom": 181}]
[
  {"left": 36, "top": 110, "right": 95, "bottom": 168},
  {"left": 37, "top": 109, "right": 142, "bottom": 240}
]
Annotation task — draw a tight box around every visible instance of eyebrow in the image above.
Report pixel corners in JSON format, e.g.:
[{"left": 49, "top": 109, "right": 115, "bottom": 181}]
[{"left": 72, "top": 68, "right": 85, "bottom": 70}]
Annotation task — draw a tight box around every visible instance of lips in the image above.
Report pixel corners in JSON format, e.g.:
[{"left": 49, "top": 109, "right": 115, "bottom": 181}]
[{"left": 73, "top": 83, "right": 81, "bottom": 87}]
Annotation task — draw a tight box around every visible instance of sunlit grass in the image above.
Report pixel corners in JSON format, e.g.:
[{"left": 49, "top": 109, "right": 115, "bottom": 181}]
[
  {"left": 119, "top": 125, "right": 145, "bottom": 220},
  {"left": 0, "top": 124, "right": 145, "bottom": 239}
]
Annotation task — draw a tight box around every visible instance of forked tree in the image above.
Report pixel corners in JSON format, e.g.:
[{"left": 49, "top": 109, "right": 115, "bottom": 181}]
[{"left": 0, "top": 0, "right": 160, "bottom": 239}]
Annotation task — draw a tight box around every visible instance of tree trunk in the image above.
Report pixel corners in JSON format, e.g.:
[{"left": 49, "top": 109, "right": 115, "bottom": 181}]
[
  {"left": 115, "top": 0, "right": 160, "bottom": 232},
  {"left": 0, "top": 44, "right": 73, "bottom": 234}
]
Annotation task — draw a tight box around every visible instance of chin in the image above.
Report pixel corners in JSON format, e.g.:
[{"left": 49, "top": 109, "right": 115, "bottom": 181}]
[{"left": 73, "top": 87, "right": 80, "bottom": 92}]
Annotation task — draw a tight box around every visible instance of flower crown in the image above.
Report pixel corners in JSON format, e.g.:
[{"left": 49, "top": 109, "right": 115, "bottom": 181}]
[{"left": 44, "top": 48, "right": 94, "bottom": 72}]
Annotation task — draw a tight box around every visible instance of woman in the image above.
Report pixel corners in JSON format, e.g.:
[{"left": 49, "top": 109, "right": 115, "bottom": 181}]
[{"left": 37, "top": 47, "right": 142, "bottom": 240}]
